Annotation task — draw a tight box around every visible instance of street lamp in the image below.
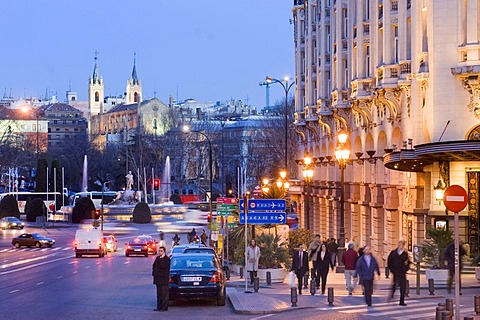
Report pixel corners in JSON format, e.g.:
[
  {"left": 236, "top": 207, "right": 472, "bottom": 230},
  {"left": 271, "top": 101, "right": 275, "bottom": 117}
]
[
  {"left": 101, "top": 181, "right": 110, "bottom": 232},
  {"left": 261, "top": 178, "right": 270, "bottom": 194},
  {"left": 334, "top": 130, "right": 350, "bottom": 271},
  {"left": 266, "top": 76, "right": 295, "bottom": 177},
  {"left": 302, "top": 153, "right": 314, "bottom": 229},
  {"left": 433, "top": 179, "right": 445, "bottom": 203},
  {"left": 182, "top": 125, "right": 213, "bottom": 227}
]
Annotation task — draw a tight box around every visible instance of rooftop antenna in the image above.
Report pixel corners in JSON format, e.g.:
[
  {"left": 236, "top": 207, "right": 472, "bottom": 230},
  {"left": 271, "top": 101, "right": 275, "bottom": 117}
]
[
  {"left": 9, "top": 88, "right": 12, "bottom": 98},
  {"left": 153, "top": 82, "right": 157, "bottom": 98},
  {"left": 3, "top": 87, "right": 7, "bottom": 98},
  {"left": 176, "top": 84, "right": 179, "bottom": 103},
  {"left": 68, "top": 79, "right": 71, "bottom": 91}
]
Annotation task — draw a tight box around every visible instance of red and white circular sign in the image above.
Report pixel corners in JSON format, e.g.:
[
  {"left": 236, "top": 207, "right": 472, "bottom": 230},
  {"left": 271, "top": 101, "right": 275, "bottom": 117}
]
[{"left": 443, "top": 185, "right": 468, "bottom": 213}]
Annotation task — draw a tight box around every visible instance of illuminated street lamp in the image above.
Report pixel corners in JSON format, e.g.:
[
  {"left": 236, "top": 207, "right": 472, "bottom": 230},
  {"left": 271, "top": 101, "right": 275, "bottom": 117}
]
[
  {"left": 182, "top": 125, "right": 213, "bottom": 227},
  {"left": 302, "top": 153, "right": 314, "bottom": 229},
  {"left": 262, "top": 178, "right": 270, "bottom": 194},
  {"left": 335, "top": 131, "right": 350, "bottom": 271},
  {"left": 266, "top": 76, "right": 295, "bottom": 177},
  {"left": 433, "top": 179, "right": 445, "bottom": 203}
]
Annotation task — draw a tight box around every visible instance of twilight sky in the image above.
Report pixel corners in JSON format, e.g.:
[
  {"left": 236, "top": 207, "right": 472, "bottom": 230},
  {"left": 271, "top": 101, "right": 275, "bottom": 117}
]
[{"left": 0, "top": 0, "right": 295, "bottom": 109}]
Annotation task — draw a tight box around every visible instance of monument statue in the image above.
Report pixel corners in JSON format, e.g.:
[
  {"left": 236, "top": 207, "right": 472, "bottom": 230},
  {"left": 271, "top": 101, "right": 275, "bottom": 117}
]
[{"left": 125, "top": 171, "right": 134, "bottom": 190}]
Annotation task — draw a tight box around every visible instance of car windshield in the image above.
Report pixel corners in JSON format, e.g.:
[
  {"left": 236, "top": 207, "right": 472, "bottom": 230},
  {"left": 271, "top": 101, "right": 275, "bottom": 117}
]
[
  {"left": 171, "top": 256, "right": 216, "bottom": 269},
  {"left": 171, "top": 246, "right": 186, "bottom": 254},
  {"left": 129, "top": 238, "right": 147, "bottom": 244},
  {"left": 183, "top": 248, "right": 214, "bottom": 254},
  {"left": 7, "top": 217, "right": 19, "bottom": 222},
  {"left": 31, "top": 233, "right": 43, "bottom": 239}
]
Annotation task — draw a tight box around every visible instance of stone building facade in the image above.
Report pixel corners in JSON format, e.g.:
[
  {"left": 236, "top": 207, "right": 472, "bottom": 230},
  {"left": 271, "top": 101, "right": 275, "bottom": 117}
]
[{"left": 290, "top": 0, "right": 480, "bottom": 263}]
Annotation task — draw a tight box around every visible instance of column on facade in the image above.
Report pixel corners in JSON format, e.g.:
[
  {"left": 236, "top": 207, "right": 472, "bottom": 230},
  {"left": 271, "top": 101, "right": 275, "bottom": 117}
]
[{"left": 319, "top": 196, "right": 328, "bottom": 238}]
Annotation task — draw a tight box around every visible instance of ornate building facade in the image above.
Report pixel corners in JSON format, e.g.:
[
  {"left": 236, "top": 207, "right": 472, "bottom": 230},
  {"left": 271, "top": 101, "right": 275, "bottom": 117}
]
[{"left": 291, "top": 0, "right": 480, "bottom": 263}]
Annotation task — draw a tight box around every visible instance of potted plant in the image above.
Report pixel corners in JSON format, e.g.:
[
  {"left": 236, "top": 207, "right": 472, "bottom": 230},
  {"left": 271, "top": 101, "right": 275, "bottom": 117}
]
[
  {"left": 421, "top": 227, "right": 453, "bottom": 284},
  {"left": 256, "top": 233, "right": 289, "bottom": 282}
]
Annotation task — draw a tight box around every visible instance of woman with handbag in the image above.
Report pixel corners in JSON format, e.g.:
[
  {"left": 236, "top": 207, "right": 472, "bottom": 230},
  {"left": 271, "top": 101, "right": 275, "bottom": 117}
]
[
  {"left": 317, "top": 243, "right": 334, "bottom": 294},
  {"left": 246, "top": 239, "right": 261, "bottom": 284}
]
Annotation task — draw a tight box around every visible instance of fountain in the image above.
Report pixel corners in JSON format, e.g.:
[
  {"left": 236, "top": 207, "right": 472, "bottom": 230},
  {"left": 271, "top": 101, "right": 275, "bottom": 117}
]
[
  {"left": 81, "top": 155, "right": 88, "bottom": 192},
  {"left": 160, "top": 156, "right": 171, "bottom": 203}
]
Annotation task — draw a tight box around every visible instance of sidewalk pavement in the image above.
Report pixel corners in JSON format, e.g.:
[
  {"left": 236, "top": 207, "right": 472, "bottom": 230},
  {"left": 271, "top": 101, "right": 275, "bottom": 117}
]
[{"left": 226, "top": 269, "right": 480, "bottom": 315}]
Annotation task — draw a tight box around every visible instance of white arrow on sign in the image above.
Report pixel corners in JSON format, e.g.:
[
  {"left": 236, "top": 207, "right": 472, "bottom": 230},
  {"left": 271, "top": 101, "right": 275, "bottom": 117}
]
[{"left": 278, "top": 215, "right": 285, "bottom": 222}]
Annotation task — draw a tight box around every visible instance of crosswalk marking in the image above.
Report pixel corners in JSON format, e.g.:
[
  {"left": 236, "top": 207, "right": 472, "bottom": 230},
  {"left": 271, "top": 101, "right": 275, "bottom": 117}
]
[
  {"left": 316, "top": 300, "right": 421, "bottom": 311},
  {"left": 341, "top": 301, "right": 434, "bottom": 314},
  {"left": 365, "top": 306, "right": 435, "bottom": 316}
]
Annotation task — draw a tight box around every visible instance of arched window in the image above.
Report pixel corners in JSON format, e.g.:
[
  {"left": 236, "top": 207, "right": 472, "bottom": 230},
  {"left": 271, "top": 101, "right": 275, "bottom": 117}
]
[
  {"left": 95, "top": 92, "right": 99, "bottom": 102},
  {"left": 134, "top": 92, "right": 139, "bottom": 103}
]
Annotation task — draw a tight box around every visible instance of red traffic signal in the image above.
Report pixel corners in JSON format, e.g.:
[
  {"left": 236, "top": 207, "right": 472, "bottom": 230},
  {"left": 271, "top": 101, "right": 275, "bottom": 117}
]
[
  {"left": 207, "top": 213, "right": 212, "bottom": 223},
  {"left": 153, "top": 179, "right": 160, "bottom": 190}
]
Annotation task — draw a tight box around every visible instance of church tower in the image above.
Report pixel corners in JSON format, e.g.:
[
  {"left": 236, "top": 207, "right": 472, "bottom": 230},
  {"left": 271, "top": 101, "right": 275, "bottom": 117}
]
[
  {"left": 126, "top": 53, "right": 142, "bottom": 104},
  {"left": 88, "top": 53, "right": 104, "bottom": 115}
]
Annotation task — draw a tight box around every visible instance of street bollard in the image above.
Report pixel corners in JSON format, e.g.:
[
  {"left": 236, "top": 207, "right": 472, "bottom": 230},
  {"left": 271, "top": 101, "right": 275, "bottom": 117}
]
[
  {"left": 475, "top": 295, "right": 480, "bottom": 315},
  {"left": 266, "top": 271, "right": 271, "bottom": 286},
  {"left": 327, "top": 287, "right": 334, "bottom": 306},
  {"left": 226, "top": 268, "right": 231, "bottom": 280},
  {"left": 254, "top": 277, "right": 260, "bottom": 292},
  {"left": 441, "top": 310, "right": 452, "bottom": 320},
  {"left": 405, "top": 280, "right": 410, "bottom": 297},
  {"left": 309, "top": 279, "right": 316, "bottom": 296},
  {"left": 385, "top": 267, "right": 390, "bottom": 279},
  {"left": 239, "top": 267, "right": 243, "bottom": 279},
  {"left": 445, "top": 299, "right": 454, "bottom": 317},
  {"left": 290, "top": 287, "right": 298, "bottom": 307},
  {"left": 464, "top": 317, "right": 474, "bottom": 320},
  {"left": 428, "top": 278, "right": 435, "bottom": 295},
  {"left": 303, "top": 272, "right": 309, "bottom": 289},
  {"left": 310, "top": 267, "right": 315, "bottom": 279},
  {"left": 436, "top": 306, "right": 445, "bottom": 320}
]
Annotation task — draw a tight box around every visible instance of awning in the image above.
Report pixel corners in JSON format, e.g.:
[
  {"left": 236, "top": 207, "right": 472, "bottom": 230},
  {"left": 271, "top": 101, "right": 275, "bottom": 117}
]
[{"left": 383, "top": 140, "right": 480, "bottom": 172}]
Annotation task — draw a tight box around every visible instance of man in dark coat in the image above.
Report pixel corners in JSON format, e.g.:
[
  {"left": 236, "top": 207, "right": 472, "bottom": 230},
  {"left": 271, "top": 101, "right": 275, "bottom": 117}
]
[
  {"left": 387, "top": 240, "right": 411, "bottom": 306},
  {"left": 327, "top": 238, "right": 339, "bottom": 267},
  {"left": 291, "top": 243, "right": 309, "bottom": 294},
  {"left": 444, "top": 240, "right": 466, "bottom": 294},
  {"left": 152, "top": 246, "right": 170, "bottom": 311}
]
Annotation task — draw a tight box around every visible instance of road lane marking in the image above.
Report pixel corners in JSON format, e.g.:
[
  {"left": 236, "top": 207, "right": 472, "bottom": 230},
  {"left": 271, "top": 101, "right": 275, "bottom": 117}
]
[
  {"left": 73, "top": 271, "right": 77, "bottom": 273},
  {"left": 1, "top": 255, "right": 49, "bottom": 269},
  {"left": 0, "top": 255, "right": 73, "bottom": 275},
  {"left": 85, "top": 266, "right": 90, "bottom": 269},
  {"left": 9, "top": 290, "right": 19, "bottom": 293},
  {"left": 249, "top": 314, "right": 275, "bottom": 320},
  {"left": 36, "top": 282, "right": 44, "bottom": 285},
  {"left": 62, "top": 247, "right": 70, "bottom": 251},
  {"left": 57, "top": 276, "right": 63, "bottom": 279},
  {"left": 52, "top": 248, "right": 60, "bottom": 251}
]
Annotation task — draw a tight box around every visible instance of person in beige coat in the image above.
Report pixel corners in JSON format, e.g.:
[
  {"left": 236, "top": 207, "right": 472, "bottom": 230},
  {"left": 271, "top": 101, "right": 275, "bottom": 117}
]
[{"left": 246, "top": 239, "right": 261, "bottom": 284}]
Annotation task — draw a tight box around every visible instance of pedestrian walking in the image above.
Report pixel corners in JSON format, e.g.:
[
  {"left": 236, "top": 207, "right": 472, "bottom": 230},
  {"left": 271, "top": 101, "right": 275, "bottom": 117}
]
[
  {"left": 188, "top": 228, "right": 196, "bottom": 243},
  {"left": 342, "top": 242, "right": 358, "bottom": 295},
  {"left": 159, "top": 231, "right": 165, "bottom": 248},
  {"left": 317, "top": 243, "right": 334, "bottom": 294},
  {"left": 172, "top": 233, "right": 180, "bottom": 247},
  {"left": 200, "top": 229, "right": 207, "bottom": 246},
  {"left": 387, "top": 240, "right": 411, "bottom": 306},
  {"left": 355, "top": 247, "right": 365, "bottom": 295},
  {"left": 445, "top": 240, "right": 466, "bottom": 294},
  {"left": 291, "top": 243, "right": 309, "bottom": 294},
  {"left": 246, "top": 239, "right": 261, "bottom": 284},
  {"left": 308, "top": 234, "right": 322, "bottom": 289},
  {"left": 152, "top": 246, "right": 170, "bottom": 312},
  {"left": 355, "top": 245, "right": 380, "bottom": 307},
  {"left": 327, "top": 238, "right": 339, "bottom": 267}
]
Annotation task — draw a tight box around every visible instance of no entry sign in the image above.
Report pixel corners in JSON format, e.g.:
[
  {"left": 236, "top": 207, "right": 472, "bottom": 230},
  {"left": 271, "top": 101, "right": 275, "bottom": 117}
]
[{"left": 443, "top": 185, "right": 468, "bottom": 213}]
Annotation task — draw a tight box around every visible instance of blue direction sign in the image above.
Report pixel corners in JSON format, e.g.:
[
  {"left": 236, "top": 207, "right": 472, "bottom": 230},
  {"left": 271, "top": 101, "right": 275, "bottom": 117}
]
[
  {"left": 239, "top": 212, "right": 287, "bottom": 225},
  {"left": 239, "top": 199, "right": 286, "bottom": 212}
]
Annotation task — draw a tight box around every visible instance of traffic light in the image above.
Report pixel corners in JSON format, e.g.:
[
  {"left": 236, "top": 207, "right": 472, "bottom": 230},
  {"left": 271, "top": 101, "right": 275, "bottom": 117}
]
[
  {"left": 153, "top": 179, "right": 160, "bottom": 190},
  {"left": 94, "top": 209, "right": 100, "bottom": 220},
  {"left": 207, "top": 213, "right": 212, "bottom": 223}
]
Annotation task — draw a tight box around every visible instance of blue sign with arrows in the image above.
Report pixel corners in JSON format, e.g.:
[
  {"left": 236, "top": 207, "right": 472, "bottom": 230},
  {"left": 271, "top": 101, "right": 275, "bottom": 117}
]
[
  {"left": 239, "top": 199, "right": 286, "bottom": 212},
  {"left": 239, "top": 212, "right": 287, "bottom": 225},
  {"left": 239, "top": 199, "right": 287, "bottom": 225}
]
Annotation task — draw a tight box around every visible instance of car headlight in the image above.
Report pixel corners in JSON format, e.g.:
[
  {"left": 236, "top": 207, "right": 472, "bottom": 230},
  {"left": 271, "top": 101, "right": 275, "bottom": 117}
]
[{"left": 11, "top": 223, "right": 17, "bottom": 226}]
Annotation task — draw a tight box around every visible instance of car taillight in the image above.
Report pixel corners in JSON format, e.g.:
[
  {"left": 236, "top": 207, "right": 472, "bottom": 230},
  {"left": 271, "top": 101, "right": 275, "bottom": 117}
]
[
  {"left": 98, "top": 242, "right": 103, "bottom": 247},
  {"left": 126, "top": 245, "right": 131, "bottom": 249},
  {"left": 74, "top": 241, "right": 78, "bottom": 248},
  {"left": 209, "top": 272, "right": 221, "bottom": 283},
  {"left": 169, "top": 276, "right": 174, "bottom": 284}
]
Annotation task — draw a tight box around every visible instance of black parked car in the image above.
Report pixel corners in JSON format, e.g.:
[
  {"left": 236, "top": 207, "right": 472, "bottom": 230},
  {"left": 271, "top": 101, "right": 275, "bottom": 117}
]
[
  {"left": 12, "top": 233, "right": 55, "bottom": 248},
  {"left": 169, "top": 253, "right": 226, "bottom": 306},
  {"left": 1, "top": 217, "right": 24, "bottom": 230}
]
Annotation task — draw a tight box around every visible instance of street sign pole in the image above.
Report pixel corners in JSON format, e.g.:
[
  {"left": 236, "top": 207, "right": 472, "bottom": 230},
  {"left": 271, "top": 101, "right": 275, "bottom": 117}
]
[
  {"left": 244, "top": 192, "right": 250, "bottom": 293},
  {"left": 443, "top": 185, "right": 468, "bottom": 320}
]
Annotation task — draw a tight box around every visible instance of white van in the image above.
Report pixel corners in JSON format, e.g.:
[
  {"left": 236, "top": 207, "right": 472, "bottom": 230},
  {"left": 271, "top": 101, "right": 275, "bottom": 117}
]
[
  {"left": 70, "top": 191, "right": 119, "bottom": 208},
  {"left": 74, "top": 228, "right": 106, "bottom": 258}
]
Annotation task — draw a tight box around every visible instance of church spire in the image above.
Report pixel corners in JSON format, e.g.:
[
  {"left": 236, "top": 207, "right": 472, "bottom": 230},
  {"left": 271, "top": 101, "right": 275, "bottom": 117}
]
[
  {"left": 131, "top": 52, "right": 139, "bottom": 85},
  {"left": 92, "top": 51, "right": 100, "bottom": 84}
]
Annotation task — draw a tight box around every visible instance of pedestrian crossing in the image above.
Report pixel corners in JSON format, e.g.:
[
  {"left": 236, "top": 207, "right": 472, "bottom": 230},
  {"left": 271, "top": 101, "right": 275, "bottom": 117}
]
[
  {"left": 0, "top": 246, "right": 72, "bottom": 253},
  {"left": 316, "top": 300, "right": 457, "bottom": 319}
]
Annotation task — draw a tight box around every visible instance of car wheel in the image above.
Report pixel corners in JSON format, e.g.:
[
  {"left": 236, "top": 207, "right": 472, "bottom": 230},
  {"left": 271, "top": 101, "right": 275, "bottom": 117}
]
[
  {"left": 75, "top": 253, "right": 80, "bottom": 258},
  {"left": 35, "top": 242, "right": 41, "bottom": 248},
  {"left": 14, "top": 242, "right": 21, "bottom": 248},
  {"left": 125, "top": 253, "right": 129, "bottom": 257},
  {"left": 47, "top": 244, "right": 53, "bottom": 248},
  {"left": 144, "top": 253, "right": 148, "bottom": 257},
  {"left": 20, "top": 226, "right": 24, "bottom": 229},
  {"left": 217, "top": 294, "right": 226, "bottom": 306}
]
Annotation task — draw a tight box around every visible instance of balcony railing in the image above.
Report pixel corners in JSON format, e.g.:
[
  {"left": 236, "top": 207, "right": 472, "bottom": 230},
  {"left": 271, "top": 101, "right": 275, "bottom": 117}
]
[
  {"left": 363, "top": 23, "right": 370, "bottom": 35},
  {"left": 400, "top": 61, "right": 411, "bottom": 74}
]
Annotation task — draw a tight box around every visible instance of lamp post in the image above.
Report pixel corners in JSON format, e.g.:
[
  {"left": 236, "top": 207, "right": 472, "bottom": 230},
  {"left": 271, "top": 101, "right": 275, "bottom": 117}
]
[
  {"left": 182, "top": 125, "right": 213, "bottom": 227},
  {"left": 302, "top": 153, "right": 314, "bottom": 230},
  {"left": 334, "top": 131, "right": 350, "bottom": 271},
  {"left": 101, "top": 181, "right": 110, "bottom": 232},
  {"left": 266, "top": 76, "right": 295, "bottom": 176}
]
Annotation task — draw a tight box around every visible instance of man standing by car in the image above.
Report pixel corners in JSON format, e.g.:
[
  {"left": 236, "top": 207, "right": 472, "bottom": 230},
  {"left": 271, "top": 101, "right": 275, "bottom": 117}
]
[{"left": 152, "top": 246, "right": 170, "bottom": 311}]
